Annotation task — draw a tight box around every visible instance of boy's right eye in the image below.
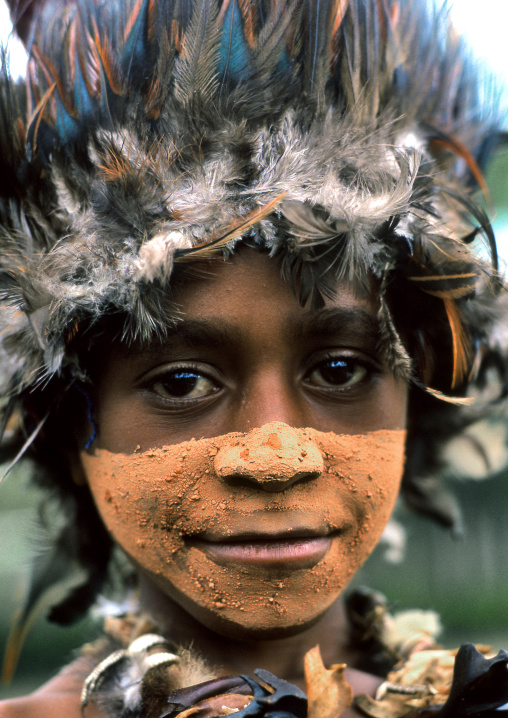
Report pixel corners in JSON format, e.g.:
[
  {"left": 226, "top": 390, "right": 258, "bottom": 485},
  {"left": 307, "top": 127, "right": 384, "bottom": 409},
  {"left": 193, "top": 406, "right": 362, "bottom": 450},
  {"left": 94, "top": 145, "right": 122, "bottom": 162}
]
[{"left": 148, "top": 369, "right": 219, "bottom": 401}]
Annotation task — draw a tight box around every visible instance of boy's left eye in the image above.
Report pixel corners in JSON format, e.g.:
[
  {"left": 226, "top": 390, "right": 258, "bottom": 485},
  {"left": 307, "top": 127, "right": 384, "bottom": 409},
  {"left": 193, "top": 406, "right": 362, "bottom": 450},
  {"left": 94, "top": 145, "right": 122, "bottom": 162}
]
[{"left": 305, "top": 357, "right": 369, "bottom": 389}]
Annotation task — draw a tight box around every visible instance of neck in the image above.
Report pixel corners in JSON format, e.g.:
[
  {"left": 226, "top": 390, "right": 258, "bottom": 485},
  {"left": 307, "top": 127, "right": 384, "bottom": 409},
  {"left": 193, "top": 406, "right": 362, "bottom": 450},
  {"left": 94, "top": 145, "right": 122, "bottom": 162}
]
[{"left": 137, "top": 574, "right": 355, "bottom": 686}]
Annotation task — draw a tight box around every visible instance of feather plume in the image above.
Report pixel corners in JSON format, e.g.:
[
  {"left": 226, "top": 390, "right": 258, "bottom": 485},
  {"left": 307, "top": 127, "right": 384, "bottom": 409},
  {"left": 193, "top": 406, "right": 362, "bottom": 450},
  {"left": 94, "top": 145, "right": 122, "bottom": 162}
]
[
  {"left": 173, "top": 1, "right": 220, "bottom": 106},
  {"left": 2, "top": 498, "right": 111, "bottom": 683}
]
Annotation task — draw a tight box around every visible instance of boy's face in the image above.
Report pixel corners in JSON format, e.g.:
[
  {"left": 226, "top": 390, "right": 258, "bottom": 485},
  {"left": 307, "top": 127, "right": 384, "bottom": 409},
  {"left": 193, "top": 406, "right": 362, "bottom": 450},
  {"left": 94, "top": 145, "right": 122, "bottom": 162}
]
[{"left": 80, "top": 249, "right": 407, "bottom": 637}]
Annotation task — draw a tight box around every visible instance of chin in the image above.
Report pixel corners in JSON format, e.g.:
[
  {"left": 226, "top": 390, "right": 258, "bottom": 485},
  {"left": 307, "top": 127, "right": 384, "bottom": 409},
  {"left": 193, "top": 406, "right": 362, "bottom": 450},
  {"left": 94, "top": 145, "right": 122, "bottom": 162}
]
[
  {"left": 186, "top": 597, "right": 332, "bottom": 641},
  {"left": 138, "top": 559, "right": 343, "bottom": 641}
]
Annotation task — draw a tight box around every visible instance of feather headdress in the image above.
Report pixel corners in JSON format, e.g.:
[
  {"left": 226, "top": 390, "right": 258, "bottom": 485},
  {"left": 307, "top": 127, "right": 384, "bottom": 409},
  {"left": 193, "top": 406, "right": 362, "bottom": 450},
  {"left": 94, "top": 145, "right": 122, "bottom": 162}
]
[
  {"left": 0, "top": 0, "right": 502, "bottom": 390},
  {"left": 0, "top": 0, "right": 507, "bottom": 672}
]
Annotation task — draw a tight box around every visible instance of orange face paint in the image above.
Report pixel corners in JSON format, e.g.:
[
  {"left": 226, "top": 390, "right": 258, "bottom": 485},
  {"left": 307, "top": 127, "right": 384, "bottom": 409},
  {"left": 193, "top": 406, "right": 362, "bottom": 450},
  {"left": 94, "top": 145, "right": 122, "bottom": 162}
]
[{"left": 82, "top": 422, "right": 405, "bottom": 637}]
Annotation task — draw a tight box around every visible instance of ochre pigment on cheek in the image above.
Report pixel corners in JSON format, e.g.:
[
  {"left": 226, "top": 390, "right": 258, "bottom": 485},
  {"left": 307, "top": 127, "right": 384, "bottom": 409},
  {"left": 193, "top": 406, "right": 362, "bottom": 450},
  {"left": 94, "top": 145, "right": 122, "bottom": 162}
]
[{"left": 81, "top": 423, "right": 405, "bottom": 633}]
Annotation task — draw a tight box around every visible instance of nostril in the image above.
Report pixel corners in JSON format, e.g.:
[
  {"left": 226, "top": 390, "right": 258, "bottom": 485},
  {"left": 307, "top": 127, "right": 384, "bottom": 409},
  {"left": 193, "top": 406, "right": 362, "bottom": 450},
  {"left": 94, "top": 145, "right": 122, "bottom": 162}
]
[{"left": 213, "top": 422, "right": 324, "bottom": 490}]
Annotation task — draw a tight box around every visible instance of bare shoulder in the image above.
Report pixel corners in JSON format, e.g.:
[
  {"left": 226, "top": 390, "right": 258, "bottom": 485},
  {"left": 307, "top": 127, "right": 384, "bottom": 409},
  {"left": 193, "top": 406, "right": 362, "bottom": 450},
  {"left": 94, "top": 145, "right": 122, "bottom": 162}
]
[
  {"left": 0, "top": 688, "right": 105, "bottom": 717},
  {"left": 0, "top": 693, "right": 86, "bottom": 718},
  {"left": 0, "top": 655, "right": 106, "bottom": 718}
]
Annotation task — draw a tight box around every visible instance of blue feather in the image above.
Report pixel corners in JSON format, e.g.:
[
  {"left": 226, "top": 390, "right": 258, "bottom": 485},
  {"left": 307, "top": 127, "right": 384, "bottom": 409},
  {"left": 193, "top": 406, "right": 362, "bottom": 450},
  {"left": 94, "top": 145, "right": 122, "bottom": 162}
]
[
  {"left": 121, "top": 0, "right": 151, "bottom": 84},
  {"left": 73, "top": 50, "right": 96, "bottom": 119},
  {"left": 218, "top": 0, "right": 253, "bottom": 83},
  {"left": 54, "top": 94, "right": 81, "bottom": 143}
]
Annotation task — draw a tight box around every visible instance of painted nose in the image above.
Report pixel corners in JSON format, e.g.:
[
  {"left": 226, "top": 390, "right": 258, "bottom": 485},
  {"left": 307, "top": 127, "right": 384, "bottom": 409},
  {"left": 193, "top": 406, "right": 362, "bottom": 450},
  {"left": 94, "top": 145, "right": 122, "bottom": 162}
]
[{"left": 214, "top": 421, "right": 324, "bottom": 492}]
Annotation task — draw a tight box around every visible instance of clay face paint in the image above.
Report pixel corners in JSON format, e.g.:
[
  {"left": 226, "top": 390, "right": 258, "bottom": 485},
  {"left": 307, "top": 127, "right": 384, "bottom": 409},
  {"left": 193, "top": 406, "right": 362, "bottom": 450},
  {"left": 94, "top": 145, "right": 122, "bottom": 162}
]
[{"left": 82, "top": 422, "right": 405, "bottom": 637}]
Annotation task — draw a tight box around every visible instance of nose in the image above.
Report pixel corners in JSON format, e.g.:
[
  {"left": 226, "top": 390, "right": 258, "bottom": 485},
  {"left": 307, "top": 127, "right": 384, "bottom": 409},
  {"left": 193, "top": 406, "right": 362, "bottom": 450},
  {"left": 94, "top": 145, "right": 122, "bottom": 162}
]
[{"left": 213, "top": 421, "right": 324, "bottom": 492}]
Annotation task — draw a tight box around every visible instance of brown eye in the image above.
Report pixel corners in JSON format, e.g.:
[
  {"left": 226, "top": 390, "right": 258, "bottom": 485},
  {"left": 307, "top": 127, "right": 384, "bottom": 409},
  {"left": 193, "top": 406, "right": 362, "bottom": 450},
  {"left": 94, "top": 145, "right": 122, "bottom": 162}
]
[
  {"left": 152, "top": 370, "right": 217, "bottom": 400},
  {"left": 306, "top": 358, "right": 368, "bottom": 389}
]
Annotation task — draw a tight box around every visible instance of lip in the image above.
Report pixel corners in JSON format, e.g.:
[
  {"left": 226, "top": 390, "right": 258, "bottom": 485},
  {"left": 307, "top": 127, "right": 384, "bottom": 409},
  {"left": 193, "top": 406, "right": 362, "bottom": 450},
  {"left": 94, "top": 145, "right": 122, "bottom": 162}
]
[{"left": 190, "top": 531, "right": 336, "bottom": 569}]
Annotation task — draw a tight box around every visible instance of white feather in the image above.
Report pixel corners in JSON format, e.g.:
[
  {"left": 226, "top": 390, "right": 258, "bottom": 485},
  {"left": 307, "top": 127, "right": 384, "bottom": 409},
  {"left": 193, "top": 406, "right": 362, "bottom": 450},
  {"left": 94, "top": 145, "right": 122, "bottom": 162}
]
[{"left": 134, "top": 231, "right": 193, "bottom": 281}]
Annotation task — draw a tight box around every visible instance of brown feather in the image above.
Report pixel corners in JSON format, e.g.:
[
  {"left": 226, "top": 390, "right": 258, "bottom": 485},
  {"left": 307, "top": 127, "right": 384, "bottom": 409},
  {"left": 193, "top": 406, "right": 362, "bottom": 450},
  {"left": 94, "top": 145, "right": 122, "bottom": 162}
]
[
  {"left": 409, "top": 273, "right": 478, "bottom": 282},
  {"left": 239, "top": 0, "right": 257, "bottom": 48},
  {"left": 443, "top": 297, "right": 471, "bottom": 389},
  {"left": 176, "top": 192, "right": 287, "bottom": 261},
  {"left": 27, "top": 81, "right": 57, "bottom": 153},
  {"left": 31, "top": 45, "right": 76, "bottom": 117},
  {"left": 329, "top": 0, "right": 350, "bottom": 68},
  {"left": 93, "top": 23, "right": 126, "bottom": 97},
  {"left": 148, "top": 0, "right": 158, "bottom": 42},
  {"left": 430, "top": 136, "right": 492, "bottom": 208}
]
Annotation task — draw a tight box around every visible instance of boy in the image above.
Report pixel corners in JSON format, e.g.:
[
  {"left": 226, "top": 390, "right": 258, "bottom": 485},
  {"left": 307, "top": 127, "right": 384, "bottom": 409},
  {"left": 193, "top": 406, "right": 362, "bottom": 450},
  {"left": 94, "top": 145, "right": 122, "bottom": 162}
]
[{"left": 1, "top": 0, "right": 508, "bottom": 715}]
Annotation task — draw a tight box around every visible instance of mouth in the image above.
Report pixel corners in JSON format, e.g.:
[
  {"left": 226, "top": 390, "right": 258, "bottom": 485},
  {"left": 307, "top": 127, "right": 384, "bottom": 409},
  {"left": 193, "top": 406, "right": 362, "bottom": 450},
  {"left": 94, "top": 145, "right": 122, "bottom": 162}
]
[{"left": 190, "top": 529, "right": 337, "bottom": 569}]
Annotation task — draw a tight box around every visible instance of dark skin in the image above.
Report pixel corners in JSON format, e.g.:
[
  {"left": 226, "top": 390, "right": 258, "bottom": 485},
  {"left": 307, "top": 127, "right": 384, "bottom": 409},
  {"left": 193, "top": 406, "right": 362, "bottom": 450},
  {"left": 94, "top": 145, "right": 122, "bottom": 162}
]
[{"left": 2, "top": 249, "right": 407, "bottom": 717}]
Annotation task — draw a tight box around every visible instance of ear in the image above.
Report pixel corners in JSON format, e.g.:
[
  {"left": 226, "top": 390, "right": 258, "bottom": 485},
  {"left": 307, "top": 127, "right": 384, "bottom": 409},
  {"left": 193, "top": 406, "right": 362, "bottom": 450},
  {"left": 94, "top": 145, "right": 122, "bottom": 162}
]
[{"left": 68, "top": 450, "right": 88, "bottom": 486}]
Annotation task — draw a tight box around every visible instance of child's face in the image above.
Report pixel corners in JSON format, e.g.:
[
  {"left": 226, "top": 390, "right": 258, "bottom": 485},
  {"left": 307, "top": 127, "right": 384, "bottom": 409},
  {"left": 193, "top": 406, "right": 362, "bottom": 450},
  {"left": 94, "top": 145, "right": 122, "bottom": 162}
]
[{"left": 80, "top": 249, "right": 407, "bottom": 637}]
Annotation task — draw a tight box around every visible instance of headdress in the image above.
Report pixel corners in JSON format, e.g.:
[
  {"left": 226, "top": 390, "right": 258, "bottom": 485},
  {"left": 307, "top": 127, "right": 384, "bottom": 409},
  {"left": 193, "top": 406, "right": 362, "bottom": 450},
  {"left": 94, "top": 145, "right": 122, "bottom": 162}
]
[{"left": 0, "top": 0, "right": 507, "bottom": 673}]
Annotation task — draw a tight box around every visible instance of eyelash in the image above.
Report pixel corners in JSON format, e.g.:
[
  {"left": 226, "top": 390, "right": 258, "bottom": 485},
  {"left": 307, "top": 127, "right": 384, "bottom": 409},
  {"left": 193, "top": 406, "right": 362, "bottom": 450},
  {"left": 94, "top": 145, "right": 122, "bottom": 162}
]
[
  {"left": 303, "top": 352, "right": 379, "bottom": 393},
  {"left": 142, "top": 353, "right": 379, "bottom": 406},
  {"left": 144, "top": 363, "right": 222, "bottom": 405}
]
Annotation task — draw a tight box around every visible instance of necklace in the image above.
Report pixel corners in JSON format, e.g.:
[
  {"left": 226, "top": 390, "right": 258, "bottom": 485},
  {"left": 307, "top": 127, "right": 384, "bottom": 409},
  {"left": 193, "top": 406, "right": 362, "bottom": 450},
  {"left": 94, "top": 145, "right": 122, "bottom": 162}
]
[{"left": 79, "top": 597, "right": 508, "bottom": 718}]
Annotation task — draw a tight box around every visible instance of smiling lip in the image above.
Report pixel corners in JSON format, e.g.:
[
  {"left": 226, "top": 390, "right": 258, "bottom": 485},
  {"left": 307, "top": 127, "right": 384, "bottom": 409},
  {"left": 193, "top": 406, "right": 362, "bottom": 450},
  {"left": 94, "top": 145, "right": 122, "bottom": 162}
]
[{"left": 191, "top": 532, "right": 335, "bottom": 569}]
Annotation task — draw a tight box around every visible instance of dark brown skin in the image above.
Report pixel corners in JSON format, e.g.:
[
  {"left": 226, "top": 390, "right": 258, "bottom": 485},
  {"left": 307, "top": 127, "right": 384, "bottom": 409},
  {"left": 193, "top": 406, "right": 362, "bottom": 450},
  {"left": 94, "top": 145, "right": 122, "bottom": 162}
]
[{"left": 1, "top": 249, "right": 407, "bottom": 717}]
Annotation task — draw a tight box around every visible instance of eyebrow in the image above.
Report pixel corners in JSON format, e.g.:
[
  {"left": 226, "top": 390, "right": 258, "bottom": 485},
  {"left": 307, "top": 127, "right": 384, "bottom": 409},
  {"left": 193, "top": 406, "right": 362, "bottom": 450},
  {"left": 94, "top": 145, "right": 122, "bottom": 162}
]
[
  {"left": 125, "top": 320, "right": 242, "bottom": 357},
  {"left": 292, "top": 307, "right": 380, "bottom": 343},
  {"left": 126, "top": 306, "right": 380, "bottom": 358},
  {"left": 166, "top": 320, "right": 243, "bottom": 348}
]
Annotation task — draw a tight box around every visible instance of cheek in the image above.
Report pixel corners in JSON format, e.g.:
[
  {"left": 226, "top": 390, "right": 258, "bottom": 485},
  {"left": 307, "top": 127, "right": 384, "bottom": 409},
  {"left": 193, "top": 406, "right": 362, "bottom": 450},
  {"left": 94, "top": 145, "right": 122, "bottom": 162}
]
[
  {"left": 81, "top": 441, "right": 217, "bottom": 575},
  {"left": 315, "top": 430, "right": 405, "bottom": 559},
  {"left": 81, "top": 428, "right": 405, "bottom": 635}
]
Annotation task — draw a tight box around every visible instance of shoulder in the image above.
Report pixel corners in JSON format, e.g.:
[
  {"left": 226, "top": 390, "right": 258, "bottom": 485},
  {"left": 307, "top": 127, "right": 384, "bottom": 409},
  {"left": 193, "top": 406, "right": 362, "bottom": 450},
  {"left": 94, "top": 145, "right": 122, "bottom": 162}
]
[
  {"left": 0, "top": 690, "right": 106, "bottom": 718},
  {"left": 0, "top": 654, "right": 107, "bottom": 718},
  {"left": 0, "top": 693, "right": 94, "bottom": 718}
]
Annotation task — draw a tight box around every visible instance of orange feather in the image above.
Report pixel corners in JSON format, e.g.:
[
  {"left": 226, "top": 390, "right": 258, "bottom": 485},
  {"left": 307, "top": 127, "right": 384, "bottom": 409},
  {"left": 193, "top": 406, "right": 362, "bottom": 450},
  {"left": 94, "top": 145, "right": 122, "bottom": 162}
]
[
  {"left": 123, "top": 0, "right": 146, "bottom": 44},
  {"left": 409, "top": 272, "right": 477, "bottom": 282},
  {"left": 148, "top": 0, "right": 158, "bottom": 42},
  {"left": 93, "top": 27, "right": 126, "bottom": 96},
  {"left": 430, "top": 136, "right": 492, "bottom": 207},
  {"left": 239, "top": 0, "right": 257, "bottom": 48},
  {"left": 329, "top": 0, "right": 349, "bottom": 68},
  {"left": 176, "top": 191, "right": 287, "bottom": 260},
  {"left": 31, "top": 46, "right": 75, "bottom": 117},
  {"left": 390, "top": 0, "right": 400, "bottom": 26},
  {"left": 27, "top": 82, "right": 57, "bottom": 153},
  {"left": 170, "top": 19, "right": 184, "bottom": 54},
  {"left": 442, "top": 296, "right": 471, "bottom": 389},
  {"left": 97, "top": 145, "right": 133, "bottom": 182}
]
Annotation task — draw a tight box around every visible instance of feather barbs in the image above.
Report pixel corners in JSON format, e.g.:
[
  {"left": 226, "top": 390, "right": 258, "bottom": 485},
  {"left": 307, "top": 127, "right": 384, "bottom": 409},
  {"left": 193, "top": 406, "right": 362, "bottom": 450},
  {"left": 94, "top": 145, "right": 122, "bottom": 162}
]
[
  {"left": 409, "top": 272, "right": 478, "bottom": 388},
  {"left": 135, "top": 230, "right": 193, "bottom": 281},
  {"left": 0, "top": 0, "right": 501, "bottom": 400},
  {"left": 174, "top": 191, "right": 288, "bottom": 261}
]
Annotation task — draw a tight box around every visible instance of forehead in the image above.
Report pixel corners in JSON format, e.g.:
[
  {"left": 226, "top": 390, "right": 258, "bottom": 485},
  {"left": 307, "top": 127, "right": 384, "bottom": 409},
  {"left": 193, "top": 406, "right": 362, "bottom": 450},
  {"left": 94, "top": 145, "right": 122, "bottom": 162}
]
[
  {"left": 170, "top": 247, "right": 379, "bottom": 327},
  {"left": 107, "top": 248, "right": 386, "bottom": 373},
  {"left": 88, "top": 247, "right": 386, "bottom": 381}
]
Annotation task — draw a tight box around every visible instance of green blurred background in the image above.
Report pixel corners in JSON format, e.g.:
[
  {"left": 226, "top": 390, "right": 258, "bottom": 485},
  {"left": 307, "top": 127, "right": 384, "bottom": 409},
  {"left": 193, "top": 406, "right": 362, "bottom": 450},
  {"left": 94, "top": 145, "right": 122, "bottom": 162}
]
[{"left": 1, "top": 107, "right": 508, "bottom": 704}]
